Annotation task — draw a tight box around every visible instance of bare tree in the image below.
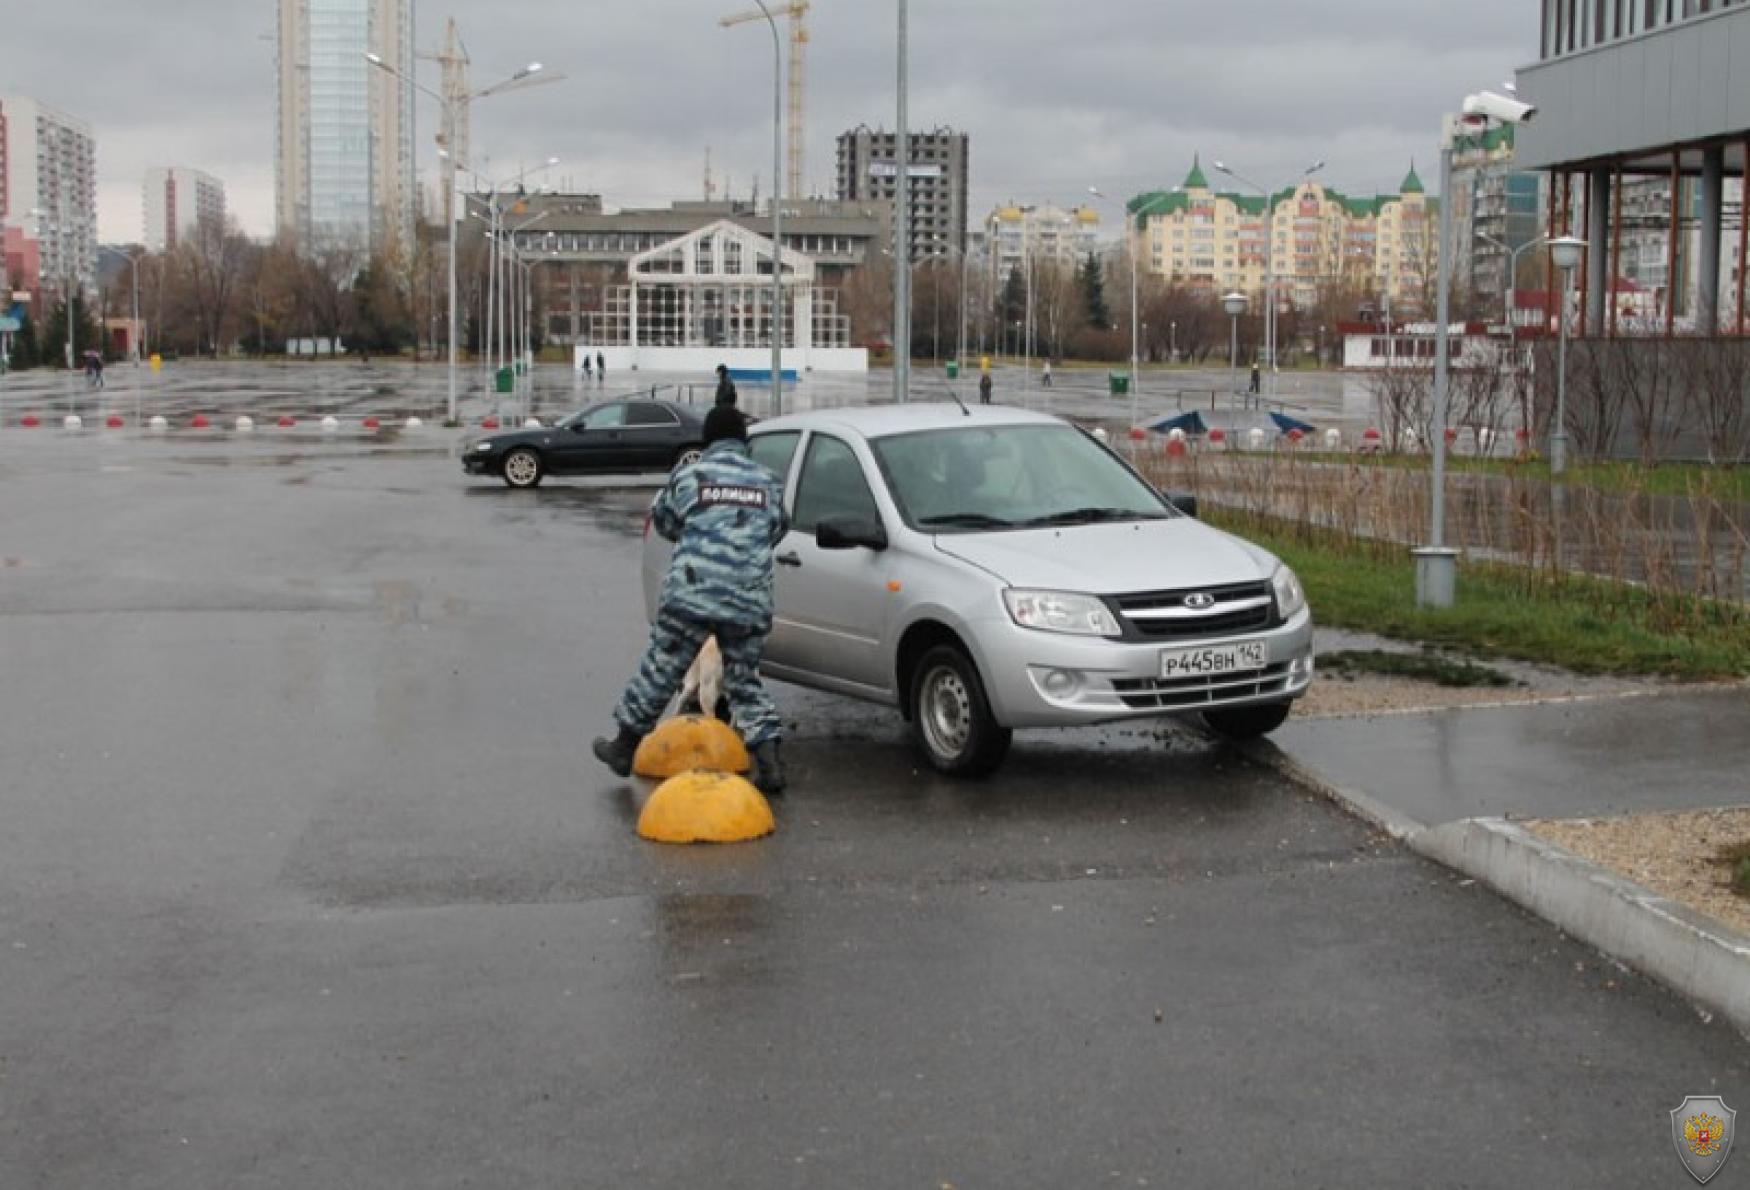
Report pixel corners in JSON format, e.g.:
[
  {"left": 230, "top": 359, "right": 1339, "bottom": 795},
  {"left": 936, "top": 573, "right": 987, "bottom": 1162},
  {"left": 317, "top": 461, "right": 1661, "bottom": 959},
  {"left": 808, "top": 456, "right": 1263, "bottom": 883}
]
[{"left": 180, "top": 218, "right": 254, "bottom": 356}]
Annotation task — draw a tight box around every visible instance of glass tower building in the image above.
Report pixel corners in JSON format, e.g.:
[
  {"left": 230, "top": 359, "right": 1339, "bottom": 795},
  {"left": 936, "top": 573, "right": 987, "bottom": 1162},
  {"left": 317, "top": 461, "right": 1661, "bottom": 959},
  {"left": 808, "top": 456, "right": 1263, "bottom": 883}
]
[{"left": 276, "top": 0, "right": 414, "bottom": 257}]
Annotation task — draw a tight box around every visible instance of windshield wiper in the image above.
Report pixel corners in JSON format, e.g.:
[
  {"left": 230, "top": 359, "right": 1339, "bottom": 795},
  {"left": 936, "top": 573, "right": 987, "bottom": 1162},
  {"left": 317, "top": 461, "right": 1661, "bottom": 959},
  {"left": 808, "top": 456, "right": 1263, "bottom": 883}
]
[
  {"left": 918, "top": 512, "right": 1017, "bottom": 529},
  {"left": 1016, "top": 506, "right": 1165, "bottom": 528}
]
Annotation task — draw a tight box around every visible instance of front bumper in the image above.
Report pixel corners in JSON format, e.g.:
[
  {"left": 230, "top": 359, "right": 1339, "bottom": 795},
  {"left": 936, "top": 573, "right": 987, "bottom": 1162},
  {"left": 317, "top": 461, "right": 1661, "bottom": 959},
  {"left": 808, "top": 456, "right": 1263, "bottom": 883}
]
[
  {"left": 461, "top": 452, "right": 499, "bottom": 476},
  {"left": 975, "top": 608, "right": 1315, "bottom": 728}
]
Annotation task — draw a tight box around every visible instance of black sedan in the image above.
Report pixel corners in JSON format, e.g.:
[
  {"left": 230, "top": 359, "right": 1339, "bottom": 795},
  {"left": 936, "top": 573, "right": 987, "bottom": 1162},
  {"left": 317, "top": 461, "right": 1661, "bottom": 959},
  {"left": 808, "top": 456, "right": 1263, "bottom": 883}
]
[{"left": 462, "top": 399, "right": 707, "bottom": 488}]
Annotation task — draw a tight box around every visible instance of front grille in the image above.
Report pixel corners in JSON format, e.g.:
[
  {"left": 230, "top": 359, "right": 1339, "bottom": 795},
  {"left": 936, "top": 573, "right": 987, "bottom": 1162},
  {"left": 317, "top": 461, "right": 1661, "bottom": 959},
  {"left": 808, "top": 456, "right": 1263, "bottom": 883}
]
[
  {"left": 1111, "top": 663, "right": 1293, "bottom": 710},
  {"left": 1111, "top": 580, "right": 1274, "bottom": 640}
]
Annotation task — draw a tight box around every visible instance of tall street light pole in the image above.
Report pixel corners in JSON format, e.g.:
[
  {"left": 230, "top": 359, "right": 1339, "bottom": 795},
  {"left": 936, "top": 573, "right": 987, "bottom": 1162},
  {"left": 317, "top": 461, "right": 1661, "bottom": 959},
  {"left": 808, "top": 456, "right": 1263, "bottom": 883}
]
[
  {"left": 1215, "top": 160, "right": 1323, "bottom": 400},
  {"left": 367, "top": 52, "right": 559, "bottom": 426},
  {"left": 1223, "top": 291, "right": 1248, "bottom": 396},
  {"left": 1088, "top": 186, "right": 1140, "bottom": 427},
  {"left": 893, "top": 0, "right": 910, "bottom": 402}
]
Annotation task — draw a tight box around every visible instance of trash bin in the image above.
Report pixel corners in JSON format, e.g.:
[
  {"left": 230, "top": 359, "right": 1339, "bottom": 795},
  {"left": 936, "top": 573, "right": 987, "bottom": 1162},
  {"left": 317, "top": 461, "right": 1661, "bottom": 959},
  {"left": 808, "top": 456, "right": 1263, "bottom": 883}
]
[
  {"left": 1108, "top": 371, "right": 1130, "bottom": 396},
  {"left": 495, "top": 367, "right": 515, "bottom": 393},
  {"left": 945, "top": 360, "right": 960, "bottom": 380}
]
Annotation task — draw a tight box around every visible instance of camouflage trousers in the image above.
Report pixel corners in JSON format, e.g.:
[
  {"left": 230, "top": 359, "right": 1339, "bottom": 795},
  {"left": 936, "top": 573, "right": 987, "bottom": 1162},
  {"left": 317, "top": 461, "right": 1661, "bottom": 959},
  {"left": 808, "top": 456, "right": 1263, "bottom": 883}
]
[{"left": 612, "top": 610, "right": 782, "bottom": 747}]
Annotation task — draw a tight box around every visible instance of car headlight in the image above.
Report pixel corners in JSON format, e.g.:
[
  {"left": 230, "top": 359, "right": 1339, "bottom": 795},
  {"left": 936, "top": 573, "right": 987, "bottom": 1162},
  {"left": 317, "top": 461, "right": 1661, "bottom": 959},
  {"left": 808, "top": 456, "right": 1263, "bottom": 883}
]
[
  {"left": 474, "top": 441, "right": 493, "bottom": 452},
  {"left": 1271, "top": 564, "right": 1306, "bottom": 620},
  {"left": 1003, "top": 589, "right": 1121, "bottom": 637}
]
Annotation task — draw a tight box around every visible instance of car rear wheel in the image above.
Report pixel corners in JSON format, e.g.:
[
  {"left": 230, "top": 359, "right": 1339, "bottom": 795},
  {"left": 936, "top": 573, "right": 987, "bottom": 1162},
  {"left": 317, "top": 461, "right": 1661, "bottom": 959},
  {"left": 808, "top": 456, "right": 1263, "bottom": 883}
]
[
  {"left": 672, "top": 444, "right": 704, "bottom": 469},
  {"left": 909, "top": 644, "right": 1011, "bottom": 778},
  {"left": 1202, "top": 701, "right": 1292, "bottom": 739},
  {"left": 502, "top": 447, "right": 543, "bottom": 489}
]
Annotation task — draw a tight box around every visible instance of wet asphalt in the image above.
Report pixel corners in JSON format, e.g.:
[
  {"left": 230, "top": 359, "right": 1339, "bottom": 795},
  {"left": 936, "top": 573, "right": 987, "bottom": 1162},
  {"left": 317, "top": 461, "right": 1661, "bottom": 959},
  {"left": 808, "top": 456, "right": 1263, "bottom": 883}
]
[{"left": 2, "top": 394, "right": 1747, "bottom": 1188}]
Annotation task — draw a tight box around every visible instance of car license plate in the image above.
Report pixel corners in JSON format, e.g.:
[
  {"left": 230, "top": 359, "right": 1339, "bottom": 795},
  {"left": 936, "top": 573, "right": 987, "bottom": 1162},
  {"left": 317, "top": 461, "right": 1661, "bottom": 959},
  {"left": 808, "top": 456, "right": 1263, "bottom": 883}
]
[{"left": 1160, "top": 640, "right": 1267, "bottom": 680}]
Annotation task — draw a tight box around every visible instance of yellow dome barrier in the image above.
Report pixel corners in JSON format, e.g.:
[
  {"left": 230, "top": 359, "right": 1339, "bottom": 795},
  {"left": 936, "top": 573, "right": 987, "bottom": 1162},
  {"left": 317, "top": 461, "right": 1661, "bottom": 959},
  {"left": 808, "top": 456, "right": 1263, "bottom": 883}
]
[
  {"left": 633, "top": 714, "right": 751, "bottom": 778},
  {"left": 637, "top": 770, "right": 775, "bottom": 844}
]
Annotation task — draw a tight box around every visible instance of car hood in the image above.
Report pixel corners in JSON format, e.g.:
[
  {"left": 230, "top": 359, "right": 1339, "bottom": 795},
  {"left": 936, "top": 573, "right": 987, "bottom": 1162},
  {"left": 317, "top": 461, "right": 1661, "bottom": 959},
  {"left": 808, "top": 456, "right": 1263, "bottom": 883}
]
[
  {"left": 932, "top": 517, "right": 1273, "bottom": 593},
  {"left": 471, "top": 428, "right": 557, "bottom": 451}
]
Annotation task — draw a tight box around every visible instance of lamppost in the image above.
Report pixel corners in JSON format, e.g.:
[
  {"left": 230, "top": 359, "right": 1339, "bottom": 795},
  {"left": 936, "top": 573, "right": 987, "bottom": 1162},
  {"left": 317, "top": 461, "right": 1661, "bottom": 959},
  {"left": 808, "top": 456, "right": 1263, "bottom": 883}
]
[
  {"left": 1169, "top": 320, "right": 1177, "bottom": 362},
  {"left": 894, "top": 0, "right": 910, "bottom": 403},
  {"left": 366, "top": 51, "right": 559, "bottom": 425},
  {"left": 1214, "top": 160, "right": 1324, "bottom": 399},
  {"left": 1548, "top": 234, "right": 1587, "bottom": 476},
  {"left": 722, "top": 0, "right": 785, "bottom": 412},
  {"left": 461, "top": 160, "right": 558, "bottom": 386},
  {"left": 1416, "top": 89, "right": 1538, "bottom": 609},
  {"left": 1087, "top": 186, "right": 1140, "bottom": 428},
  {"left": 1223, "top": 291, "right": 1248, "bottom": 396}
]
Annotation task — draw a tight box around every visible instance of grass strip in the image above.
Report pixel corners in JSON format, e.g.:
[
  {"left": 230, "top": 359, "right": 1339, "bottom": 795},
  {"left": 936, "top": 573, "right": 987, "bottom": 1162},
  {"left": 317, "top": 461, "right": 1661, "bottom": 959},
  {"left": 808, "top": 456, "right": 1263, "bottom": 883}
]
[
  {"left": 1286, "top": 452, "right": 1750, "bottom": 502},
  {"left": 1208, "top": 508, "right": 1750, "bottom": 680}
]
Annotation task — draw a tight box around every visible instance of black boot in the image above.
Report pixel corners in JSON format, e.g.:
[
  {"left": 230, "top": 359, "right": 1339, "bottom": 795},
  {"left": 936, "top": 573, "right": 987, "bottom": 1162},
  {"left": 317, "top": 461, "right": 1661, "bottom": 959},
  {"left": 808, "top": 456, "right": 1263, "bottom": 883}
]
[
  {"left": 591, "top": 725, "right": 642, "bottom": 777},
  {"left": 752, "top": 741, "right": 787, "bottom": 796}
]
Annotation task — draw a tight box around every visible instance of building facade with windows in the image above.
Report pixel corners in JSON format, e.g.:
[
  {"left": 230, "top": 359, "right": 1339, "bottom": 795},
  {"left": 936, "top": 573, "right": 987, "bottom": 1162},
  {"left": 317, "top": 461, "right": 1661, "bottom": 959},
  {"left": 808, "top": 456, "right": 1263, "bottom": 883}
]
[
  {"left": 835, "top": 125, "right": 969, "bottom": 261},
  {"left": 276, "top": 0, "right": 415, "bottom": 257},
  {"left": 1517, "top": 0, "right": 1750, "bottom": 334},
  {"left": 1126, "top": 158, "right": 1436, "bottom": 311},
  {"left": 982, "top": 203, "right": 1100, "bottom": 288},
  {"left": 1446, "top": 125, "right": 1546, "bottom": 314},
  {"left": 0, "top": 96, "right": 97, "bottom": 302},
  {"left": 143, "top": 167, "right": 227, "bottom": 253}
]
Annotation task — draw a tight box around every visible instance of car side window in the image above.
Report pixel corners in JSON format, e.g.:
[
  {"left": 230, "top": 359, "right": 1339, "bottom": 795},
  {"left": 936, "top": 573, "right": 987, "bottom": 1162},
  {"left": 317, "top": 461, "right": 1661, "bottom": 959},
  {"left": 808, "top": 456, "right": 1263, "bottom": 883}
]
[
  {"left": 793, "top": 434, "right": 880, "bottom": 534},
  {"left": 749, "top": 431, "right": 801, "bottom": 486},
  {"left": 582, "top": 403, "right": 627, "bottom": 431},
  {"left": 626, "top": 402, "right": 678, "bottom": 427}
]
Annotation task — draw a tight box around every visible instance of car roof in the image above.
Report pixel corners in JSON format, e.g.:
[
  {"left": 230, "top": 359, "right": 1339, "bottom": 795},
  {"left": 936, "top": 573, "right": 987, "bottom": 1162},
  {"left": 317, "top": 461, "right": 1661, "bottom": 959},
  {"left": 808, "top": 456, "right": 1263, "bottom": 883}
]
[{"left": 751, "top": 402, "right": 1064, "bottom": 441}]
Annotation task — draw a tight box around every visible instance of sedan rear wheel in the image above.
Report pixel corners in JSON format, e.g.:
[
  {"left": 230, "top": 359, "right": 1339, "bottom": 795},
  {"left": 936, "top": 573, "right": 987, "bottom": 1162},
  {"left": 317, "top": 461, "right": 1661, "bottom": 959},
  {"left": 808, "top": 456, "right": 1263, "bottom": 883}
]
[
  {"left": 502, "top": 447, "right": 543, "bottom": 489},
  {"left": 909, "top": 644, "right": 1011, "bottom": 778},
  {"left": 672, "top": 444, "right": 704, "bottom": 470}
]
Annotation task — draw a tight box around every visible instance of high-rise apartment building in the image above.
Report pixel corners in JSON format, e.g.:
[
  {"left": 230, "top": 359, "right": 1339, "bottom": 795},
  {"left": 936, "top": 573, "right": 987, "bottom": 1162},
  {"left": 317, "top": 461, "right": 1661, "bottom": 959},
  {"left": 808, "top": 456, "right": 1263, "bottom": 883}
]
[
  {"left": 143, "top": 167, "right": 227, "bottom": 253},
  {"left": 0, "top": 96, "right": 97, "bottom": 300},
  {"left": 276, "top": 0, "right": 415, "bottom": 256},
  {"left": 1445, "top": 125, "right": 1544, "bottom": 316},
  {"left": 983, "top": 203, "right": 1101, "bottom": 288},
  {"left": 1127, "top": 157, "right": 1436, "bottom": 311},
  {"left": 836, "top": 125, "right": 969, "bottom": 261}
]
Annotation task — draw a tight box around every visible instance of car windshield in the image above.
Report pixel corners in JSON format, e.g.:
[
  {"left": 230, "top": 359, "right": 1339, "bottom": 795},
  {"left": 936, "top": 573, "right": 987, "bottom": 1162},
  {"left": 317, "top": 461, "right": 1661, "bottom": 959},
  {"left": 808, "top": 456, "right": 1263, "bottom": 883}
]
[{"left": 871, "top": 424, "right": 1170, "bottom": 533}]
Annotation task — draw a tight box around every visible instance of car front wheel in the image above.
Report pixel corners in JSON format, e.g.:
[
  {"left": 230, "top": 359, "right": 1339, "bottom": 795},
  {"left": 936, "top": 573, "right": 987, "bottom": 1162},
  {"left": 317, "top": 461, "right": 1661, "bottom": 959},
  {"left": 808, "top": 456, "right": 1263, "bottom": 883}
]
[
  {"left": 502, "top": 447, "right": 543, "bottom": 489},
  {"left": 1202, "top": 701, "right": 1292, "bottom": 739},
  {"left": 909, "top": 644, "right": 1011, "bottom": 777},
  {"left": 672, "top": 444, "right": 704, "bottom": 469}
]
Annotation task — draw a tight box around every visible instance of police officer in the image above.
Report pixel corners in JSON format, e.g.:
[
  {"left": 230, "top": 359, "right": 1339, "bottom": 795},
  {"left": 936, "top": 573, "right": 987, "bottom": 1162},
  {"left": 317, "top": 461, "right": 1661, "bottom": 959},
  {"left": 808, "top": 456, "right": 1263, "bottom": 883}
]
[{"left": 592, "top": 405, "right": 790, "bottom": 793}]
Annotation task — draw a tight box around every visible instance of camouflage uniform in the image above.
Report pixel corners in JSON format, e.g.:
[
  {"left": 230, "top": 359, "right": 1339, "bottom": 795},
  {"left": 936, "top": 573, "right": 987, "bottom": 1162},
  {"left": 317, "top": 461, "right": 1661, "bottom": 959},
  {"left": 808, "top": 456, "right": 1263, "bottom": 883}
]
[{"left": 612, "top": 438, "right": 788, "bottom": 746}]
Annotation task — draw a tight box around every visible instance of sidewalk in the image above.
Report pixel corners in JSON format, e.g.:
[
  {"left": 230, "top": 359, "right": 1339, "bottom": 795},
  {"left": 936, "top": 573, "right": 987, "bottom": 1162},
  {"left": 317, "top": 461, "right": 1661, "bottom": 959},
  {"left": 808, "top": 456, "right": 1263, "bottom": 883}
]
[
  {"left": 1269, "top": 685, "right": 1750, "bottom": 831},
  {"left": 1256, "top": 684, "right": 1750, "bottom": 1035}
]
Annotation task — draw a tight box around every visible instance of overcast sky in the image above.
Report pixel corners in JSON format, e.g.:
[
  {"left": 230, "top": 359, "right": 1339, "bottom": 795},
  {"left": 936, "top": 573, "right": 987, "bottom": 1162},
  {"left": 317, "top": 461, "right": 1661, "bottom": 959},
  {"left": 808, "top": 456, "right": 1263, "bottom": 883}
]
[{"left": 1, "top": 0, "right": 1535, "bottom": 244}]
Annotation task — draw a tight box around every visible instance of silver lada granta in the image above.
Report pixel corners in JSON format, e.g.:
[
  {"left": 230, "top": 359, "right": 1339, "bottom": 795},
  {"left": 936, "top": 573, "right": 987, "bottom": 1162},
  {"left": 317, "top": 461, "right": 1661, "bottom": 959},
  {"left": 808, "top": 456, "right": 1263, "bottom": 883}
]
[{"left": 643, "top": 403, "right": 1313, "bottom": 777}]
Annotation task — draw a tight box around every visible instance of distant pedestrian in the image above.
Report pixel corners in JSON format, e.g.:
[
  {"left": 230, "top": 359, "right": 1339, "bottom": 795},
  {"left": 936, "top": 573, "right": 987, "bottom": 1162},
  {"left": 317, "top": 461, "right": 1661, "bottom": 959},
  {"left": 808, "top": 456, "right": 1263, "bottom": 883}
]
[
  {"left": 713, "top": 363, "right": 738, "bottom": 408},
  {"left": 978, "top": 372, "right": 992, "bottom": 405},
  {"left": 83, "top": 350, "right": 105, "bottom": 389},
  {"left": 582, "top": 353, "right": 593, "bottom": 379},
  {"left": 1041, "top": 360, "right": 1052, "bottom": 388},
  {"left": 596, "top": 351, "right": 606, "bottom": 383},
  {"left": 1249, "top": 362, "right": 1261, "bottom": 394}
]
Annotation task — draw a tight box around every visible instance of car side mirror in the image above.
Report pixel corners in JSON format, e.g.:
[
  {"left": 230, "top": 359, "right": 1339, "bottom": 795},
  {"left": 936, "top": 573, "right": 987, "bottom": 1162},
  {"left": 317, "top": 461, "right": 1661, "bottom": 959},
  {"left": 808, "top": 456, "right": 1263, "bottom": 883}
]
[
  {"left": 816, "top": 516, "right": 888, "bottom": 552},
  {"left": 1167, "top": 492, "right": 1198, "bottom": 519}
]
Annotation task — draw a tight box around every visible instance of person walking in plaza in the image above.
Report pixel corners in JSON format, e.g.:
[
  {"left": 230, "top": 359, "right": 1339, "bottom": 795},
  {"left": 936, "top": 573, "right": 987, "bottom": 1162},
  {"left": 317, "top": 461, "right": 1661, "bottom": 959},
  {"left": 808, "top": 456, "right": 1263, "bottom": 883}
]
[
  {"left": 581, "top": 353, "right": 593, "bottom": 379},
  {"left": 713, "top": 362, "right": 738, "bottom": 408},
  {"left": 83, "top": 350, "right": 105, "bottom": 389},
  {"left": 596, "top": 350, "right": 605, "bottom": 384},
  {"left": 592, "top": 405, "right": 790, "bottom": 794},
  {"left": 1041, "top": 359, "right": 1052, "bottom": 388},
  {"left": 1249, "top": 361, "right": 1261, "bottom": 395},
  {"left": 978, "top": 370, "right": 992, "bottom": 405}
]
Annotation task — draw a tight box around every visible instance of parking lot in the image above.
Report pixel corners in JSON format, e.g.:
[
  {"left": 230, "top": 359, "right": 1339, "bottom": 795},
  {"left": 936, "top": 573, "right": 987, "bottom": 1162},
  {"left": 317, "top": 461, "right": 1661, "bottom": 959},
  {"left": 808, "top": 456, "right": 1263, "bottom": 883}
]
[{"left": 2, "top": 368, "right": 1745, "bottom": 1187}]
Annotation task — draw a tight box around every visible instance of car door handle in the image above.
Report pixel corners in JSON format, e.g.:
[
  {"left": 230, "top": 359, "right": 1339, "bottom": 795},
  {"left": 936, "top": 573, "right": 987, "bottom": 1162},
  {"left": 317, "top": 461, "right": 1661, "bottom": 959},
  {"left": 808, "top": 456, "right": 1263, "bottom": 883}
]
[{"left": 776, "top": 551, "right": 802, "bottom": 567}]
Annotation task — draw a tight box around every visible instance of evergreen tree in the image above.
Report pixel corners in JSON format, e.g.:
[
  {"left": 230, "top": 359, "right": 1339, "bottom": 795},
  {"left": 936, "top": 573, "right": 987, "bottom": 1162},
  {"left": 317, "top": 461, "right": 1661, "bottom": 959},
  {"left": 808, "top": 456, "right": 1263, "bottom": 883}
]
[
  {"left": 998, "top": 265, "right": 1026, "bottom": 330},
  {"left": 1080, "top": 253, "right": 1111, "bottom": 330},
  {"left": 40, "top": 298, "right": 102, "bottom": 368}
]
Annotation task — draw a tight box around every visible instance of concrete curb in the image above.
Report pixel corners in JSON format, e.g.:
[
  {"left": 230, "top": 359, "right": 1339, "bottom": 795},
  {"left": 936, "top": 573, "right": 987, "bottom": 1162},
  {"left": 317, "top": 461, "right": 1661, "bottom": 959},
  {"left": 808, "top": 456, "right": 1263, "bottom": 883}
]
[
  {"left": 1246, "top": 740, "right": 1750, "bottom": 1037},
  {"left": 1416, "top": 818, "right": 1750, "bottom": 1037}
]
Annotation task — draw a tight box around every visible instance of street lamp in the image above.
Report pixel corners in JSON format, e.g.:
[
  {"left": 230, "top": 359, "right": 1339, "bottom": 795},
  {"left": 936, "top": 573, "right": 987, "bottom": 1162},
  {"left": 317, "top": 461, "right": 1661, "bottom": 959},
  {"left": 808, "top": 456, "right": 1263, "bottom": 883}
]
[
  {"left": 1547, "top": 234, "right": 1587, "bottom": 476},
  {"left": 1416, "top": 91, "right": 1537, "bottom": 609},
  {"left": 721, "top": 1, "right": 785, "bottom": 413},
  {"left": 1222, "top": 291, "right": 1248, "bottom": 396},
  {"left": 1214, "top": 159, "right": 1324, "bottom": 398},
  {"left": 1088, "top": 186, "right": 1140, "bottom": 428},
  {"left": 894, "top": 0, "right": 910, "bottom": 403},
  {"left": 366, "top": 51, "right": 560, "bottom": 425}
]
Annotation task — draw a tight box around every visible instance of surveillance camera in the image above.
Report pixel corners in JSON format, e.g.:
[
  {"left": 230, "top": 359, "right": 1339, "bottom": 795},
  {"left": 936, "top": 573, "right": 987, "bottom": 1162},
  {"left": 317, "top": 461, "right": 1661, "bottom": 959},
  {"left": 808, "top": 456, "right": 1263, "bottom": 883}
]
[{"left": 1463, "top": 90, "right": 1537, "bottom": 125}]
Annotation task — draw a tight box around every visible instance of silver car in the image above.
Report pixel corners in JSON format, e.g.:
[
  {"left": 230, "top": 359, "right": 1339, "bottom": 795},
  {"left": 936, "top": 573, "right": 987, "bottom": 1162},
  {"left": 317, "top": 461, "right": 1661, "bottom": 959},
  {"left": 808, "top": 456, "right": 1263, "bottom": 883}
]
[{"left": 641, "top": 403, "right": 1314, "bottom": 777}]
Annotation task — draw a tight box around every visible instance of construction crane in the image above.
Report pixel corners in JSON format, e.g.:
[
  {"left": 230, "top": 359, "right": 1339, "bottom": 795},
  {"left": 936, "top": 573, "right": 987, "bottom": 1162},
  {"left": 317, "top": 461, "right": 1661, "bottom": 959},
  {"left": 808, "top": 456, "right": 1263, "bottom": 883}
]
[
  {"left": 720, "top": 1, "right": 809, "bottom": 201},
  {"left": 418, "top": 19, "right": 472, "bottom": 223}
]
